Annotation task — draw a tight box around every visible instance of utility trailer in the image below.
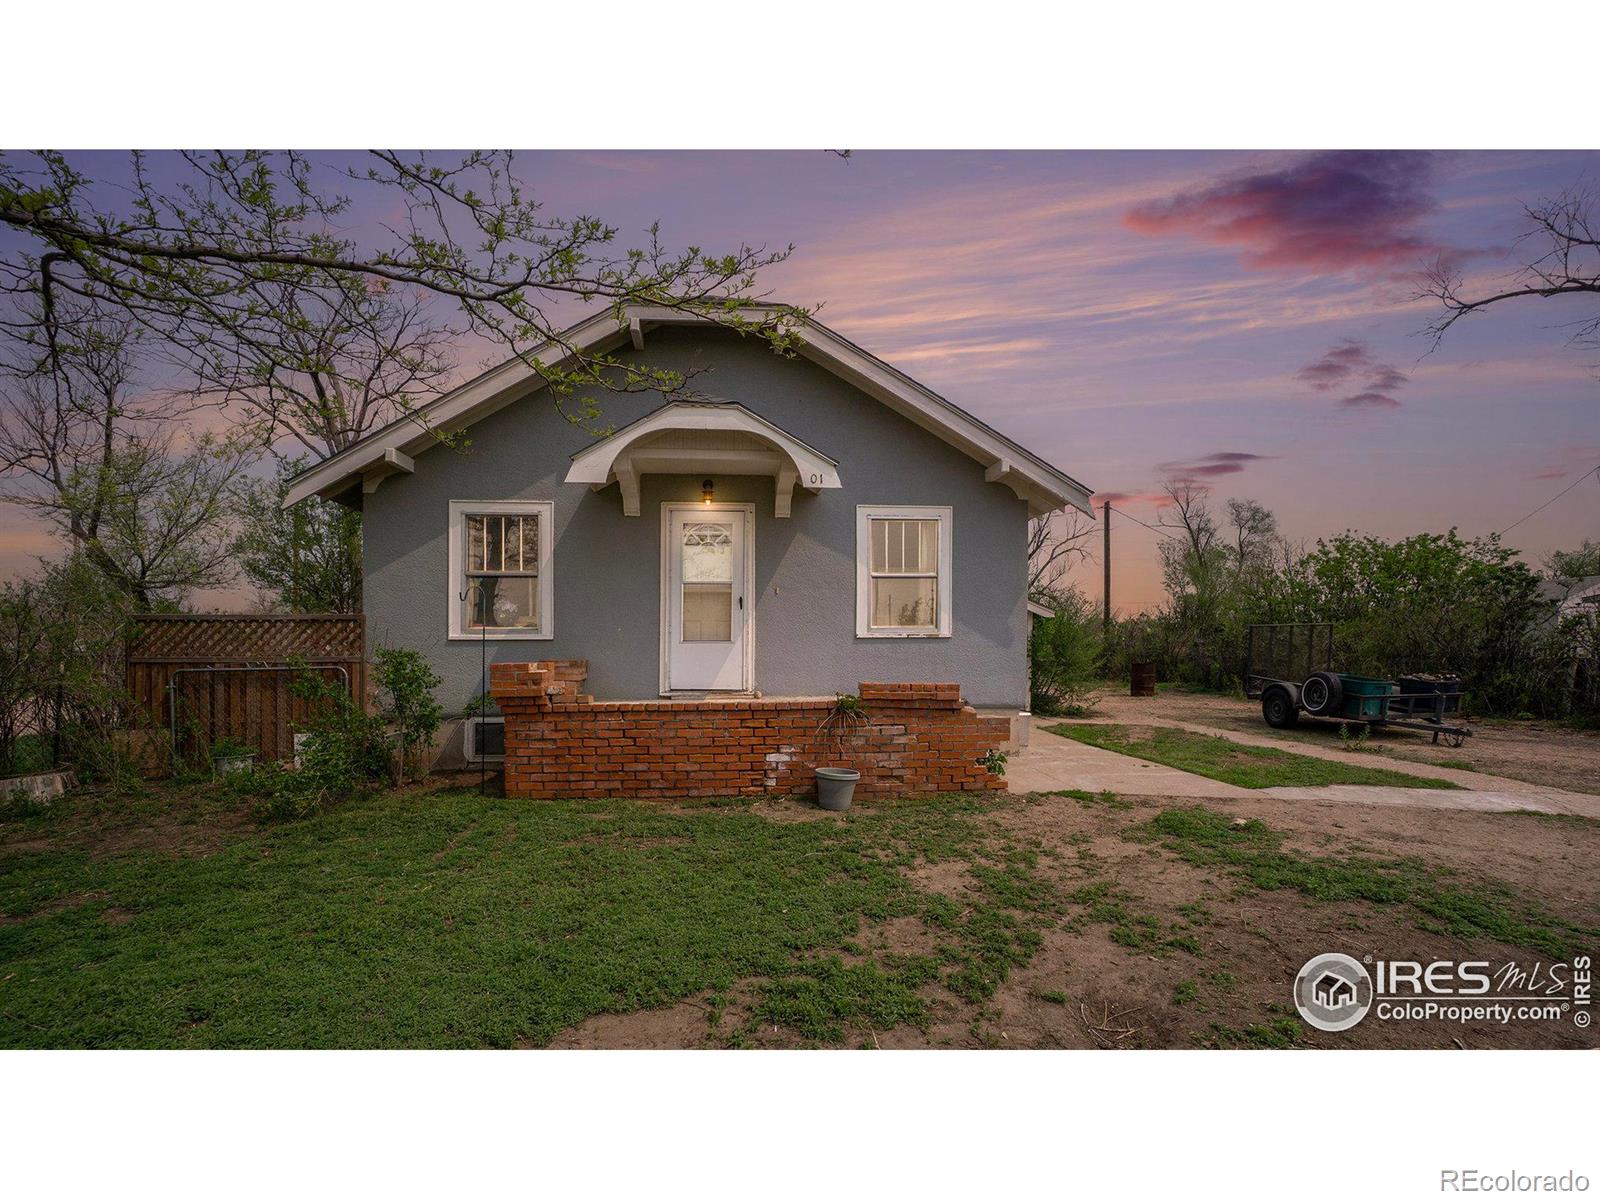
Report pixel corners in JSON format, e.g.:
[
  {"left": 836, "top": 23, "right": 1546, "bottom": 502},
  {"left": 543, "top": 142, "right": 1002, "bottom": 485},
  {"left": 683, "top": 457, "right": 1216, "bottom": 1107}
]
[{"left": 1244, "top": 622, "right": 1472, "bottom": 747}]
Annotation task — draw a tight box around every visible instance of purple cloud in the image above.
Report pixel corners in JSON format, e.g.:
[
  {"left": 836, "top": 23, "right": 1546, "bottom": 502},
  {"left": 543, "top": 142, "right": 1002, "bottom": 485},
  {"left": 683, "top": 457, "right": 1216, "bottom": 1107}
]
[
  {"left": 1296, "top": 339, "right": 1374, "bottom": 391},
  {"left": 1124, "top": 151, "right": 1442, "bottom": 272},
  {"left": 1157, "top": 451, "right": 1273, "bottom": 479},
  {"left": 1364, "top": 364, "right": 1410, "bottom": 392},
  {"left": 1341, "top": 391, "right": 1403, "bottom": 410},
  {"left": 1298, "top": 339, "right": 1410, "bottom": 410}
]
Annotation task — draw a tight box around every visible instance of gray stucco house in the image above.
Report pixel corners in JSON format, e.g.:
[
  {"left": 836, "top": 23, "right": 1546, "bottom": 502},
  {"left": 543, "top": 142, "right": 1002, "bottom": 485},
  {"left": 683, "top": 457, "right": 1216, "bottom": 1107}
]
[{"left": 286, "top": 304, "right": 1091, "bottom": 761}]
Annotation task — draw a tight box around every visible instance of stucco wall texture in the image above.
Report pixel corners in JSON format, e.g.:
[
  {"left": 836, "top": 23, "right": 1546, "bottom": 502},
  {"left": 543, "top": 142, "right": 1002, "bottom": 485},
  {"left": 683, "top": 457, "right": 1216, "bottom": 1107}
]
[{"left": 360, "top": 326, "right": 1031, "bottom": 709}]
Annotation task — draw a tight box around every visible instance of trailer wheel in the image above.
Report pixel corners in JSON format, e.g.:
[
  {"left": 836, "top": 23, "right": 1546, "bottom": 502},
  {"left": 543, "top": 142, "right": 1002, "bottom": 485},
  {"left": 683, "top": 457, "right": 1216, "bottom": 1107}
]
[
  {"left": 1262, "top": 688, "right": 1298, "bottom": 729},
  {"left": 1300, "top": 671, "right": 1343, "bottom": 716}
]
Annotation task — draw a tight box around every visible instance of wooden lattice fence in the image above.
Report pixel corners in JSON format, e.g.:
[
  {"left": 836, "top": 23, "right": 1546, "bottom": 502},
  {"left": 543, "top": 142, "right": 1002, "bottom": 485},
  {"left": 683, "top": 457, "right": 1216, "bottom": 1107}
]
[{"left": 125, "top": 614, "right": 367, "bottom": 767}]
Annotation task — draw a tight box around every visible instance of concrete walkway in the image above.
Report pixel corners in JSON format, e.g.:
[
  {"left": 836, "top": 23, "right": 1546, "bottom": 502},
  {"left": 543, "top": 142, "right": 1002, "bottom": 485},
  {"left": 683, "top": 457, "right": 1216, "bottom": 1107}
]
[
  {"left": 1059, "top": 713, "right": 1568, "bottom": 795},
  {"left": 1007, "top": 724, "right": 1251, "bottom": 799},
  {"left": 1010, "top": 719, "right": 1600, "bottom": 818},
  {"left": 1258, "top": 785, "right": 1598, "bottom": 817}
]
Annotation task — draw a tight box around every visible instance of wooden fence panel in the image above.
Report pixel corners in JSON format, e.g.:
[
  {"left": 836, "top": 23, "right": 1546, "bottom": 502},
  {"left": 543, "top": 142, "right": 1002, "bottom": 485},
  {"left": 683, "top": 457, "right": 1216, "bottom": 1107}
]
[{"left": 124, "top": 614, "right": 366, "bottom": 769}]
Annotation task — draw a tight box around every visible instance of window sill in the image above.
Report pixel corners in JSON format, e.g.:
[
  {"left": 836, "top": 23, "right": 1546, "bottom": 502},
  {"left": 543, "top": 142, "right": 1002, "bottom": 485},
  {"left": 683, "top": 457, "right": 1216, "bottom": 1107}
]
[
  {"left": 856, "top": 630, "right": 951, "bottom": 639},
  {"left": 448, "top": 629, "right": 554, "bottom": 641}
]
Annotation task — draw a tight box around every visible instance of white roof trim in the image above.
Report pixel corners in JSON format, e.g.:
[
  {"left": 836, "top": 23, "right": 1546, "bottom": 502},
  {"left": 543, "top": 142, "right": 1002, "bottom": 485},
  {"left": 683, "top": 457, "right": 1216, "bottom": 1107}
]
[
  {"left": 564, "top": 400, "right": 840, "bottom": 518},
  {"left": 1026, "top": 599, "right": 1055, "bottom": 620},
  {"left": 284, "top": 304, "right": 1092, "bottom": 516}
]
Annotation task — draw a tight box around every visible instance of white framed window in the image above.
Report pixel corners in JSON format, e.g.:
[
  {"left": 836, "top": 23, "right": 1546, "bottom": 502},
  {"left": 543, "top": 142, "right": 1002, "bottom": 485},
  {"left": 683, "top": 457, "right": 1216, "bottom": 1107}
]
[
  {"left": 855, "top": 505, "right": 952, "bottom": 637},
  {"left": 447, "top": 500, "right": 555, "bottom": 640}
]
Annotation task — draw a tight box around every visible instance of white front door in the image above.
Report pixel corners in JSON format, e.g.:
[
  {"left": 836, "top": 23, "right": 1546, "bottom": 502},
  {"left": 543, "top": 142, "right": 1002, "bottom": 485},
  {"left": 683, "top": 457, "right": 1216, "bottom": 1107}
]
[{"left": 665, "top": 506, "right": 750, "bottom": 691}]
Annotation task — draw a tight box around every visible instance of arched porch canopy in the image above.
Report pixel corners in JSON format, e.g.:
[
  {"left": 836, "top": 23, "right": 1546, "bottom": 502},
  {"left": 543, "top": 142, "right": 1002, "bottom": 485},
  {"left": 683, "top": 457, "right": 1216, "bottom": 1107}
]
[{"left": 565, "top": 400, "right": 841, "bottom": 517}]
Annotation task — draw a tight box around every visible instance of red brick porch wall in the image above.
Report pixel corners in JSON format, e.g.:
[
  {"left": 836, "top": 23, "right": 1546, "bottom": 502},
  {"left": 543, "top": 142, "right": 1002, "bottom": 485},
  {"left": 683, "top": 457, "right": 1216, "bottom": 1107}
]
[{"left": 488, "top": 661, "right": 1009, "bottom": 800}]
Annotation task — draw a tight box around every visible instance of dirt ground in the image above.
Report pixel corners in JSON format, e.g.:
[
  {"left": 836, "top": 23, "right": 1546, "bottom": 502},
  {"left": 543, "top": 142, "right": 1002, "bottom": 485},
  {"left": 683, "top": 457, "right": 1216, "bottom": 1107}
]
[
  {"left": 1090, "top": 687, "right": 1600, "bottom": 796},
  {"left": 550, "top": 789, "right": 1600, "bottom": 1050}
]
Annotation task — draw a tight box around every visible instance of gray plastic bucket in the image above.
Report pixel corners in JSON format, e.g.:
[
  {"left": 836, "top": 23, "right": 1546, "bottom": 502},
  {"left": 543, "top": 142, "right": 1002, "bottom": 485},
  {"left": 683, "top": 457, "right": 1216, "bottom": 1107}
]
[{"left": 815, "top": 767, "right": 860, "bottom": 811}]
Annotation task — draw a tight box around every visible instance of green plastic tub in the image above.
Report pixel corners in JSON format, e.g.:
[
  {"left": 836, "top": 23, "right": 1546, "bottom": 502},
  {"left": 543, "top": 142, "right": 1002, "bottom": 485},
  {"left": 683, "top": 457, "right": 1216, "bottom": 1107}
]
[{"left": 1335, "top": 674, "right": 1393, "bottom": 720}]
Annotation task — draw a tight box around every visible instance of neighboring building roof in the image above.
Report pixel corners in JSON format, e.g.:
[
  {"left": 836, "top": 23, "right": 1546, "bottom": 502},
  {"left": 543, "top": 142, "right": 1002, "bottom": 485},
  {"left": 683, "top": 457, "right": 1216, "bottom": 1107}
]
[
  {"left": 1538, "top": 575, "right": 1600, "bottom": 618},
  {"left": 1026, "top": 599, "right": 1055, "bottom": 620},
  {"left": 284, "top": 303, "right": 1093, "bottom": 518}
]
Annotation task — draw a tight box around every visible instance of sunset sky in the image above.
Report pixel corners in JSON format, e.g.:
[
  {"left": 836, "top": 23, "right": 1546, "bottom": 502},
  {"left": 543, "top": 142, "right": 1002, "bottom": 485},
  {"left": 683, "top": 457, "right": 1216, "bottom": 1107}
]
[{"left": 4, "top": 149, "right": 1598, "bottom": 612}]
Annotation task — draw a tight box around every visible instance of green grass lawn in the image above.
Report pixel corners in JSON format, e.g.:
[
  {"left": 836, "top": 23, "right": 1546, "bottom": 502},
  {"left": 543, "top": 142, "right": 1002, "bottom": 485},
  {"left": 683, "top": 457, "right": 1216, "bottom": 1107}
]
[
  {"left": 0, "top": 789, "right": 1059, "bottom": 1048},
  {"left": 1044, "top": 723, "right": 1460, "bottom": 790}
]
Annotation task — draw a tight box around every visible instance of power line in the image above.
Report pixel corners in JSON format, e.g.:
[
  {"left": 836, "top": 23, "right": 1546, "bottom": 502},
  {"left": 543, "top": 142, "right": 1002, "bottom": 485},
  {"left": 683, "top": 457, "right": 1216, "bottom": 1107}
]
[
  {"left": 1108, "top": 504, "right": 1180, "bottom": 541},
  {"left": 1496, "top": 464, "right": 1600, "bottom": 537}
]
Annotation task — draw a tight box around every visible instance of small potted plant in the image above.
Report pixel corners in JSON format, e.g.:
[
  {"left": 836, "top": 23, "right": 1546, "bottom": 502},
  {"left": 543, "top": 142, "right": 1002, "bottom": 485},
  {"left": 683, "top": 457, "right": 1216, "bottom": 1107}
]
[
  {"left": 814, "top": 693, "right": 867, "bottom": 811},
  {"left": 211, "top": 736, "right": 258, "bottom": 776}
]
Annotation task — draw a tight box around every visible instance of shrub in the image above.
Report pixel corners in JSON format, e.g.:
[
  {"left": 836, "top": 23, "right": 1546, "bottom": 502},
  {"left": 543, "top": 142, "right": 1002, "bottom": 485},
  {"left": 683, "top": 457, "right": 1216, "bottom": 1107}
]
[
  {"left": 247, "top": 667, "right": 390, "bottom": 822},
  {"left": 374, "top": 647, "right": 443, "bottom": 783},
  {"left": 1029, "top": 587, "right": 1102, "bottom": 716},
  {"left": 0, "top": 556, "right": 143, "bottom": 785}
]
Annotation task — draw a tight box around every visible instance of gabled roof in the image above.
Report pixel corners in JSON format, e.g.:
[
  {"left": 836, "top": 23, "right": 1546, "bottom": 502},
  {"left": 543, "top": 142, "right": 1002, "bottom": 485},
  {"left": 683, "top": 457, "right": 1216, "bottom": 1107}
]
[{"left": 284, "top": 303, "right": 1093, "bottom": 517}]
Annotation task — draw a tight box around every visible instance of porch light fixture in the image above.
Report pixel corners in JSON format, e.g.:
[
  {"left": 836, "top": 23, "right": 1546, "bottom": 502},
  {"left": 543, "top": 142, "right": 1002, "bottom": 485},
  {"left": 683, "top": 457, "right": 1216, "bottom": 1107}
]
[{"left": 702, "top": 478, "right": 715, "bottom": 504}]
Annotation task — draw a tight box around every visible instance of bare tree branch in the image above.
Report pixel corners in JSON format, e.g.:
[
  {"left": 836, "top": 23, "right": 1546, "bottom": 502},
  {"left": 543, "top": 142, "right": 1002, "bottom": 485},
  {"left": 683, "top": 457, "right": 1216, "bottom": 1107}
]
[
  {"left": 1420, "top": 184, "right": 1600, "bottom": 352},
  {"left": 1028, "top": 508, "right": 1094, "bottom": 595}
]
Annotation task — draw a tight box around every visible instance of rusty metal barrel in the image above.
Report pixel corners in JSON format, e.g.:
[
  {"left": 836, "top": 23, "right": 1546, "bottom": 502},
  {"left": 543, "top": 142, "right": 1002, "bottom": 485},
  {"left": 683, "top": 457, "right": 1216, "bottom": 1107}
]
[{"left": 1130, "top": 663, "right": 1156, "bottom": 697}]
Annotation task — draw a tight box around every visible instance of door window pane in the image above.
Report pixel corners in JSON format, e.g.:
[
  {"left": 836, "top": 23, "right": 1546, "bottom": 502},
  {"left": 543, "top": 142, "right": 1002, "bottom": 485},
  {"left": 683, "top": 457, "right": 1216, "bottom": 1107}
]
[
  {"left": 682, "top": 583, "right": 733, "bottom": 642},
  {"left": 682, "top": 522, "right": 732, "bottom": 582},
  {"left": 681, "top": 522, "right": 733, "bottom": 642}
]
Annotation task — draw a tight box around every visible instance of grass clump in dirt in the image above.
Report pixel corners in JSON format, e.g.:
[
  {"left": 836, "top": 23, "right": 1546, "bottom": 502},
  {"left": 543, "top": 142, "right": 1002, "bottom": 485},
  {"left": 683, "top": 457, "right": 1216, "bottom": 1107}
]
[
  {"left": 1064, "top": 881, "right": 1200, "bottom": 956},
  {"left": 1045, "top": 723, "right": 1460, "bottom": 790},
  {"left": 1138, "top": 805, "right": 1599, "bottom": 960},
  {"left": 1051, "top": 789, "right": 1134, "bottom": 811},
  {"left": 1197, "top": 1018, "right": 1302, "bottom": 1048}
]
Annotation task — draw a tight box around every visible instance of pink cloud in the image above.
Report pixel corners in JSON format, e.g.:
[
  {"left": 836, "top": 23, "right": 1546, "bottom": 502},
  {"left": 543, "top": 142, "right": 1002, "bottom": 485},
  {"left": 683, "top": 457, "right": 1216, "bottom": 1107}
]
[
  {"left": 1094, "top": 489, "right": 1175, "bottom": 509},
  {"left": 1124, "top": 151, "right": 1443, "bottom": 272}
]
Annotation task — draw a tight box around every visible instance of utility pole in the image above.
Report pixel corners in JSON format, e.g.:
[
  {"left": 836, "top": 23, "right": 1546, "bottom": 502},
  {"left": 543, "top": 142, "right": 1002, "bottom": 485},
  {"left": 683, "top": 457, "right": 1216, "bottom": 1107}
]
[{"left": 1102, "top": 500, "right": 1112, "bottom": 628}]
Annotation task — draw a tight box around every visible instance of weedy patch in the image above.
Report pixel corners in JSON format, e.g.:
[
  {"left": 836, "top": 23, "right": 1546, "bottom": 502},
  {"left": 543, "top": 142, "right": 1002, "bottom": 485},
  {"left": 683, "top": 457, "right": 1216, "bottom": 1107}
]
[
  {"left": 1064, "top": 881, "right": 1200, "bottom": 956},
  {"left": 1197, "top": 1018, "right": 1302, "bottom": 1049},
  {"left": 1051, "top": 788, "right": 1134, "bottom": 812},
  {"left": 1136, "top": 806, "right": 1600, "bottom": 960}
]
